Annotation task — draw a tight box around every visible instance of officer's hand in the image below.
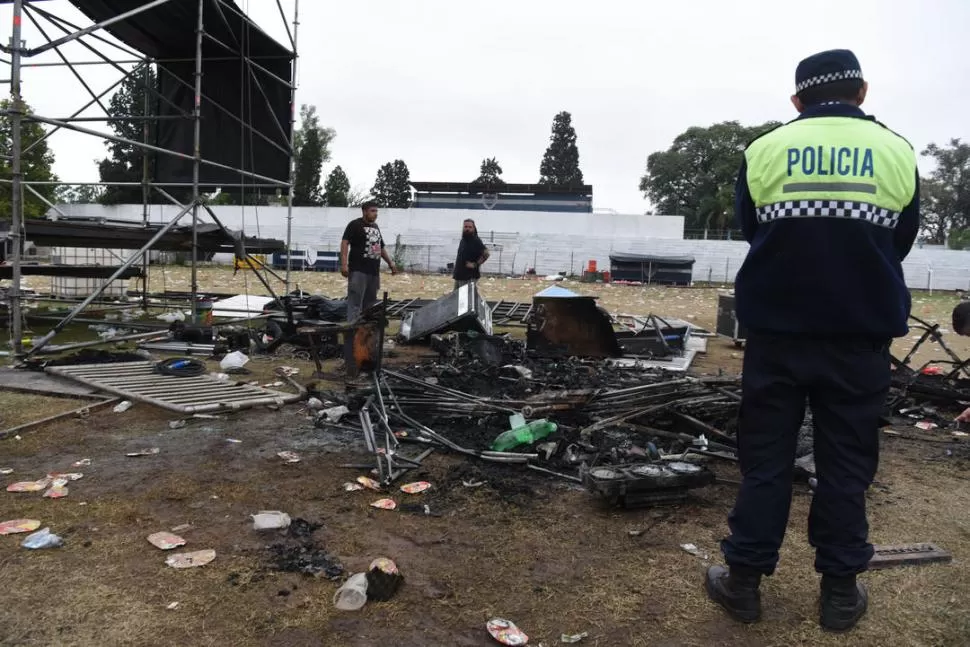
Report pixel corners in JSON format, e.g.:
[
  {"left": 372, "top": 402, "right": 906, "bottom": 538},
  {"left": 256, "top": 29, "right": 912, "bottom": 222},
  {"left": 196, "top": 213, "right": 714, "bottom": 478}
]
[
  {"left": 465, "top": 261, "right": 476, "bottom": 269},
  {"left": 956, "top": 407, "right": 970, "bottom": 423},
  {"left": 340, "top": 265, "right": 349, "bottom": 278}
]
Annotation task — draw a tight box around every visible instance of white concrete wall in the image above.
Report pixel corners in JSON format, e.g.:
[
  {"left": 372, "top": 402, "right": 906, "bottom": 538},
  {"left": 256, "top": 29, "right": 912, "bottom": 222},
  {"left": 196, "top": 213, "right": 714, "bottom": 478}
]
[{"left": 45, "top": 204, "right": 970, "bottom": 291}]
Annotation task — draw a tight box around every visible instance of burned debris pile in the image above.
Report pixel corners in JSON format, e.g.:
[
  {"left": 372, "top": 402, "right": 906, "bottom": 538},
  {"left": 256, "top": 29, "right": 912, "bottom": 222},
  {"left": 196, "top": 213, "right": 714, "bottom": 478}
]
[{"left": 317, "top": 333, "right": 741, "bottom": 507}]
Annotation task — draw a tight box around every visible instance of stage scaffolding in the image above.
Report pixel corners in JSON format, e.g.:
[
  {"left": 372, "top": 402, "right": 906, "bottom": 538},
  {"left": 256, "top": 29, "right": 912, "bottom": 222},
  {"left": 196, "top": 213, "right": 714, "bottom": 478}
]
[{"left": 0, "top": 0, "right": 301, "bottom": 357}]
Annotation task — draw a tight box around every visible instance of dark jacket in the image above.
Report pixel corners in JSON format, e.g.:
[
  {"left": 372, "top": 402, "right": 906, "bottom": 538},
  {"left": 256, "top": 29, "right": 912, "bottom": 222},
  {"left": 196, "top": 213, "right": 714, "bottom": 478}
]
[{"left": 734, "top": 102, "right": 920, "bottom": 339}]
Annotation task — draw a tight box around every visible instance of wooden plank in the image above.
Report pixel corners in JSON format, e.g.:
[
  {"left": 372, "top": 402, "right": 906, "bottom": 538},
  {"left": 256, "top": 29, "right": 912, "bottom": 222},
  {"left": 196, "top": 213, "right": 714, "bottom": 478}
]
[{"left": 869, "top": 543, "right": 952, "bottom": 570}]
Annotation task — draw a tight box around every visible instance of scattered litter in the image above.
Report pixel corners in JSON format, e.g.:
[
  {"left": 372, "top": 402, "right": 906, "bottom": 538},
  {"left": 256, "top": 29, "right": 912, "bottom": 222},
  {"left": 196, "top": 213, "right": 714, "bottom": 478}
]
[
  {"left": 252, "top": 511, "right": 292, "bottom": 531},
  {"left": 43, "top": 484, "right": 68, "bottom": 499},
  {"left": 561, "top": 632, "right": 589, "bottom": 644},
  {"left": 0, "top": 519, "right": 41, "bottom": 535},
  {"left": 71, "top": 459, "right": 91, "bottom": 467},
  {"left": 487, "top": 618, "right": 529, "bottom": 645},
  {"left": 953, "top": 431, "right": 969, "bottom": 438},
  {"left": 219, "top": 351, "right": 250, "bottom": 371},
  {"left": 166, "top": 602, "right": 180, "bottom": 610},
  {"left": 370, "top": 499, "right": 397, "bottom": 510},
  {"left": 157, "top": 311, "right": 186, "bottom": 323},
  {"left": 113, "top": 400, "right": 133, "bottom": 413},
  {"left": 502, "top": 364, "right": 534, "bottom": 380},
  {"left": 333, "top": 572, "right": 369, "bottom": 611},
  {"left": 628, "top": 529, "right": 644, "bottom": 537},
  {"left": 277, "top": 451, "right": 301, "bottom": 464},
  {"left": 48, "top": 473, "right": 83, "bottom": 481},
  {"left": 166, "top": 549, "right": 216, "bottom": 569},
  {"left": 321, "top": 405, "right": 350, "bottom": 423},
  {"left": 680, "top": 543, "right": 710, "bottom": 560},
  {"left": 916, "top": 421, "right": 939, "bottom": 431},
  {"left": 21, "top": 527, "right": 64, "bottom": 549},
  {"left": 356, "top": 476, "right": 381, "bottom": 491},
  {"left": 148, "top": 532, "right": 187, "bottom": 550},
  {"left": 171, "top": 524, "right": 193, "bottom": 533},
  {"left": 343, "top": 482, "right": 364, "bottom": 492},
  {"left": 366, "top": 557, "right": 404, "bottom": 601},
  {"left": 278, "top": 367, "right": 300, "bottom": 377},
  {"left": 306, "top": 397, "right": 324, "bottom": 410},
  {"left": 0, "top": 468, "right": 12, "bottom": 475},
  {"left": 463, "top": 480, "right": 486, "bottom": 488},
  {"left": 169, "top": 420, "right": 187, "bottom": 429},
  {"left": 7, "top": 478, "right": 52, "bottom": 493},
  {"left": 126, "top": 448, "right": 160, "bottom": 457},
  {"left": 400, "top": 481, "right": 432, "bottom": 494},
  {"left": 191, "top": 414, "right": 224, "bottom": 420}
]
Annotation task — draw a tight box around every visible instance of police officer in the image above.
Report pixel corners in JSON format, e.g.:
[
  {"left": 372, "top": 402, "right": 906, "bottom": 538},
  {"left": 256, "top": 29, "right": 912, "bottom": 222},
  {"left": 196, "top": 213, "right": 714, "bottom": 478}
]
[{"left": 706, "top": 49, "right": 920, "bottom": 632}]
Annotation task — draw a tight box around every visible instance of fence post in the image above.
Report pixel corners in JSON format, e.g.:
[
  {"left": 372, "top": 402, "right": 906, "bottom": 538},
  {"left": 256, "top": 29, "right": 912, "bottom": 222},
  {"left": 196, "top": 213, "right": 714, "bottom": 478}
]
[
  {"left": 707, "top": 267, "right": 712, "bottom": 283},
  {"left": 927, "top": 268, "right": 933, "bottom": 294},
  {"left": 725, "top": 257, "right": 730, "bottom": 282},
  {"left": 427, "top": 246, "right": 431, "bottom": 273}
]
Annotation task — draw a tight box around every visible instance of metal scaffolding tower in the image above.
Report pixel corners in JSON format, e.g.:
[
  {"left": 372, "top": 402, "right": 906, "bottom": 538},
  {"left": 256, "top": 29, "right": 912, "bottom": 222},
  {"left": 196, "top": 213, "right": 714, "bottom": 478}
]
[{"left": 0, "top": 0, "right": 300, "bottom": 357}]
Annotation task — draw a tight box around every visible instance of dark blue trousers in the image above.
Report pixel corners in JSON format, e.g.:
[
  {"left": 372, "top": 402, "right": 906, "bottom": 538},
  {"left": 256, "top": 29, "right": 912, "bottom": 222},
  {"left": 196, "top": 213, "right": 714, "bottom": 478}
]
[{"left": 721, "top": 332, "right": 890, "bottom": 577}]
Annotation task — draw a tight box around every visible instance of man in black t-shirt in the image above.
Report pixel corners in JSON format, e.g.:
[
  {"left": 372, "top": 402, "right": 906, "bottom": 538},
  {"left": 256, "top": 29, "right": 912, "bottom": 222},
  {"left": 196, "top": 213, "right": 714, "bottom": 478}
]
[
  {"left": 452, "top": 218, "right": 489, "bottom": 290},
  {"left": 340, "top": 202, "right": 397, "bottom": 369}
]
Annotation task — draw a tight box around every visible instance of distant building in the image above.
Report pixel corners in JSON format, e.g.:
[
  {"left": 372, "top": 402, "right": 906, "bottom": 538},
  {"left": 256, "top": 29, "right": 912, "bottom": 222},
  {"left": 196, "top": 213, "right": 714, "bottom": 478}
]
[{"left": 411, "top": 181, "right": 593, "bottom": 213}]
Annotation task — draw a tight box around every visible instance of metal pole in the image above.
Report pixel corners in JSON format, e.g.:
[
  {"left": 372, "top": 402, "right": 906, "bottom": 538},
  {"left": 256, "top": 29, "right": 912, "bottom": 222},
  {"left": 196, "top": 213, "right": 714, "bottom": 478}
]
[
  {"left": 190, "top": 0, "right": 204, "bottom": 322},
  {"left": 9, "top": 0, "right": 24, "bottom": 356},
  {"left": 284, "top": 0, "right": 299, "bottom": 293},
  {"left": 26, "top": 201, "right": 196, "bottom": 357},
  {"left": 141, "top": 62, "right": 151, "bottom": 309},
  {"left": 25, "top": 0, "right": 177, "bottom": 57}
]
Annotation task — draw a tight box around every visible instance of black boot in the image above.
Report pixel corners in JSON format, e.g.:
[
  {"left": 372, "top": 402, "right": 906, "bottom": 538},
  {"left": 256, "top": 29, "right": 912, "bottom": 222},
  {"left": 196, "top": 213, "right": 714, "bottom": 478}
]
[
  {"left": 705, "top": 564, "right": 762, "bottom": 623},
  {"left": 819, "top": 575, "right": 868, "bottom": 632}
]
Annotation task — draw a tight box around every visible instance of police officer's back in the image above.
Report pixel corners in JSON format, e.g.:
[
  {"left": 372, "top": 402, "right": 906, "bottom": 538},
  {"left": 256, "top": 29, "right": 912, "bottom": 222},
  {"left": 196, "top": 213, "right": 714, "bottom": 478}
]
[{"left": 706, "top": 49, "right": 920, "bottom": 633}]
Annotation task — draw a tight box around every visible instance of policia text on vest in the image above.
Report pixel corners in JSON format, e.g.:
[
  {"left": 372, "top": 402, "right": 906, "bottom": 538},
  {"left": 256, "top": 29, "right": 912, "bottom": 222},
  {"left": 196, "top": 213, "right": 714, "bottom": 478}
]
[{"left": 786, "top": 146, "right": 874, "bottom": 180}]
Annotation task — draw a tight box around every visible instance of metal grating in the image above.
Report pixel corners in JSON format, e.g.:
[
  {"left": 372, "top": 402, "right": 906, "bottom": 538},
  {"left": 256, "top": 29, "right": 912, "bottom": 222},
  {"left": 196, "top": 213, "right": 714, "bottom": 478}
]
[{"left": 46, "top": 361, "right": 302, "bottom": 414}]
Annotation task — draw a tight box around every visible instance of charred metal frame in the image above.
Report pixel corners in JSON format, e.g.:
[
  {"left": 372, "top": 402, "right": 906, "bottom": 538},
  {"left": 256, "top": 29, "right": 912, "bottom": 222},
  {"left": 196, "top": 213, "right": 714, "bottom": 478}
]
[{"left": 1, "top": 0, "right": 301, "bottom": 357}]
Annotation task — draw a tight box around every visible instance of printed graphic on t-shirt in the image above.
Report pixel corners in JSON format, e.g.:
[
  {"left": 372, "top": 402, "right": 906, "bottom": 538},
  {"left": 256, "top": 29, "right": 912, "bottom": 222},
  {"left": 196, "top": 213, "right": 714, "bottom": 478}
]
[{"left": 364, "top": 227, "right": 382, "bottom": 260}]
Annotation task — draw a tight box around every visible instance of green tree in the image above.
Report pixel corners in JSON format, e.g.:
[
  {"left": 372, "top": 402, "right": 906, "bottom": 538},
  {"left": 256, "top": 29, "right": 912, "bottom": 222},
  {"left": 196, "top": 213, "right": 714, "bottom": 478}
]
[
  {"left": 292, "top": 104, "right": 335, "bottom": 206},
  {"left": 919, "top": 139, "right": 970, "bottom": 245},
  {"left": 475, "top": 157, "right": 505, "bottom": 185},
  {"left": 55, "top": 184, "right": 104, "bottom": 204},
  {"left": 97, "top": 66, "right": 175, "bottom": 205},
  {"left": 323, "top": 165, "right": 351, "bottom": 207},
  {"left": 0, "top": 99, "right": 57, "bottom": 218},
  {"left": 539, "top": 111, "right": 583, "bottom": 186},
  {"left": 371, "top": 159, "right": 412, "bottom": 208},
  {"left": 638, "top": 120, "right": 781, "bottom": 231}
]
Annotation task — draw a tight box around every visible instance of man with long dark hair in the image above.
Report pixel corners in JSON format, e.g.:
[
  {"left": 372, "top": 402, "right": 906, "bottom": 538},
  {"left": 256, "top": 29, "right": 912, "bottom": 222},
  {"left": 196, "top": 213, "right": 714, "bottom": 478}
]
[{"left": 452, "top": 218, "right": 489, "bottom": 290}]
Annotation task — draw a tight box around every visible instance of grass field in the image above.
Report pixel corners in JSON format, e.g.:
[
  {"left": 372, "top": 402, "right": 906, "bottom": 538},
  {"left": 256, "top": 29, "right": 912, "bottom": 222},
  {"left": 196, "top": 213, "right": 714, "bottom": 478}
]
[{"left": 1, "top": 267, "right": 968, "bottom": 646}]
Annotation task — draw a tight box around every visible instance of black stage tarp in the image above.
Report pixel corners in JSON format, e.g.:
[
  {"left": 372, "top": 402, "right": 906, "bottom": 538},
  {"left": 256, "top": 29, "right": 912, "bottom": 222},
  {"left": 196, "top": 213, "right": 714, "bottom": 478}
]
[{"left": 62, "top": 0, "right": 294, "bottom": 191}]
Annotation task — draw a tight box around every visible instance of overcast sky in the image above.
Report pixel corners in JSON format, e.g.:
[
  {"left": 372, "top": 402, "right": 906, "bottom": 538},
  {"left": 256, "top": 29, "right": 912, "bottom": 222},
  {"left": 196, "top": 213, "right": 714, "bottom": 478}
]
[{"left": 2, "top": 0, "right": 968, "bottom": 214}]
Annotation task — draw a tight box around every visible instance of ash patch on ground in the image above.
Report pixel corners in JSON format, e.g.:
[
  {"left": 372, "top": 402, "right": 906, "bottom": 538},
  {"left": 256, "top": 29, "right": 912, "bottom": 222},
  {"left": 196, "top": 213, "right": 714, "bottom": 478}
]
[
  {"left": 428, "top": 463, "right": 546, "bottom": 508},
  {"left": 264, "top": 518, "right": 344, "bottom": 579}
]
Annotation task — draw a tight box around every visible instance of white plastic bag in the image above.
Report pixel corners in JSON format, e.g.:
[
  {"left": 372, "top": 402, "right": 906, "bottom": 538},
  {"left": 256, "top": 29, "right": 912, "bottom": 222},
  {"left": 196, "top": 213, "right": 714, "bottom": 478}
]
[
  {"left": 21, "top": 527, "right": 64, "bottom": 549},
  {"left": 220, "top": 351, "right": 250, "bottom": 371},
  {"left": 251, "top": 511, "right": 291, "bottom": 530}
]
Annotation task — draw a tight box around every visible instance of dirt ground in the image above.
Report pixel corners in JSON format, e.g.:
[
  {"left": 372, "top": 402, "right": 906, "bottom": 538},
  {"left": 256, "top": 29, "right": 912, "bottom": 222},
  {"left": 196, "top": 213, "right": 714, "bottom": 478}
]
[{"left": 2, "top": 271, "right": 969, "bottom": 646}]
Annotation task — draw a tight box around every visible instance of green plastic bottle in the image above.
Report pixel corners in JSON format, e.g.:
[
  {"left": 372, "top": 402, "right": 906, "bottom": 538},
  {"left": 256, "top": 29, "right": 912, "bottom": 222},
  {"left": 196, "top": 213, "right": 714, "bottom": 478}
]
[{"left": 490, "top": 419, "right": 558, "bottom": 452}]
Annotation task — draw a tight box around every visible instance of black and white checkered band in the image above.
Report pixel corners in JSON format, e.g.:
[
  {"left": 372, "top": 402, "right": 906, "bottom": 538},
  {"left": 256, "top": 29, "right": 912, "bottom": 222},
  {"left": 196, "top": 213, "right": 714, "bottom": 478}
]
[
  {"left": 756, "top": 200, "right": 900, "bottom": 229},
  {"left": 796, "top": 69, "right": 863, "bottom": 92}
]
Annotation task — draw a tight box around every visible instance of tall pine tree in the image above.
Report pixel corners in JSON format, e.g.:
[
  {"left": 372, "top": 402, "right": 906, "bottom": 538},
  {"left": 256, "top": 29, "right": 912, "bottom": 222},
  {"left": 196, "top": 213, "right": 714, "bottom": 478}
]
[
  {"left": 292, "top": 104, "right": 335, "bottom": 206},
  {"left": 539, "top": 111, "right": 584, "bottom": 187},
  {"left": 323, "top": 165, "right": 351, "bottom": 207},
  {"left": 98, "top": 66, "right": 163, "bottom": 204},
  {"left": 474, "top": 157, "right": 505, "bottom": 185},
  {"left": 371, "top": 160, "right": 412, "bottom": 208}
]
